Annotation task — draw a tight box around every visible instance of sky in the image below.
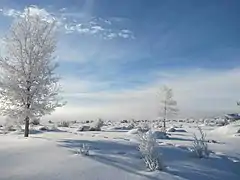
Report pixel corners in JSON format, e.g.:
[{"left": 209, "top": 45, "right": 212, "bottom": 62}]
[{"left": 0, "top": 0, "right": 240, "bottom": 121}]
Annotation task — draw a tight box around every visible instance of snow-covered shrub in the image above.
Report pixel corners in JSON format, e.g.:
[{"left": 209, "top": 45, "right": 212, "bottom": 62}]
[
  {"left": 90, "top": 118, "right": 104, "bottom": 131},
  {"left": 127, "top": 123, "right": 135, "bottom": 130},
  {"left": 140, "top": 123, "right": 150, "bottom": 132},
  {"left": 78, "top": 144, "right": 90, "bottom": 156},
  {"left": 4, "top": 124, "right": 16, "bottom": 132},
  {"left": 49, "top": 125, "right": 60, "bottom": 131},
  {"left": 3, "top": 117, "right": 23, "bottom": 133},
  {"left": 121, "top": 119, "right": 128, "bottom": 123},
  {"left": 138, "top": 130, "right": 164, "bottom": 171},
  {"left": 58, "top": 121, "right": 70, "bottom": 127},
  {"left": 191, "top": 126, "right": 209, "bottom": 158},
  {"left": 77, "top": 125, "right": 90, "bottom": 131}
]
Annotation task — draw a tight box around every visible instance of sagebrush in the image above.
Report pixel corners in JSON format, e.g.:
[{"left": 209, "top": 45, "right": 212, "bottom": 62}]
[
  {"left": 192, "top": 126, "right": 210, "bottom": 158},
  {"left": 78, "top": 144, "right": 90, "bottom": 156},
  {"left": 138, "top": 130, "right": 164, "bottom": 171}
]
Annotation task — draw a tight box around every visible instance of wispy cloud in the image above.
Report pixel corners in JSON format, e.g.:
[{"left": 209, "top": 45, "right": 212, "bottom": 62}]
[{"left": 0, "top": 5, "right": 134, "bottom": 40}]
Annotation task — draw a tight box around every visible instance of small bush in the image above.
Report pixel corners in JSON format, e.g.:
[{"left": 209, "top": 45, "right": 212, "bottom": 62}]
[
  {"left": 140, "top": 123, "right": 150, "bottom": 132},
  {"left": 78, "top": 143, "right": 90, "bottom": 156},
  {"left": 92, "top": 118, "right": 104, "bottom": 131},
  {"left": 191, "top": 126, "right": 210, "bottom": 158},
  {"left": 49, "top": 125, "right": 60, "bottom": 131},
  {"left": 58, "top": 121, "right": 70, "bottom": 127},
  {"left": 121, "top": 120, "right": 128, "bottom": 123},
  {"left": 138, "top": 130, "right": 164, "bottom": 171},
  {"left": 77, "top": 125, "right": 90, "bottom": 131},
  {"left": 127, "top": 123, "right": 135, "bottom": 130},
  {"left": 4, "top": 124, "right": 16, "bottom": 132}
]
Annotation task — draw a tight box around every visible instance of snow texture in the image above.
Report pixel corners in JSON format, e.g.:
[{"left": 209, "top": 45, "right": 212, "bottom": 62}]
[{"left": 1, "top": 120, "right": 239, "bottom": 180}]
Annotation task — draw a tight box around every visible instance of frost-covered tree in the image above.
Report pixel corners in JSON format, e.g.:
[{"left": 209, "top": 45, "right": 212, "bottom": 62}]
[
  {"left": 159, "top": 86, "right": 178, "bottom": 131},
  {"left": 0, "top": 8, "right": 64, "bottom": 137}
]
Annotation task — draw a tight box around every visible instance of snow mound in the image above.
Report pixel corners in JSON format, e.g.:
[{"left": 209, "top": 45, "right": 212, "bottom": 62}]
[
  {"left": 35, "top": 125, "right": 62, "bottom": 132},
  {"left": 77, "top": 122, "right": 103, "bottom": 131},
  {"left": 151, "top": 131, "right": 169, "bottom": 139},
  {"left": 167, "top": 127, "right": 187, "bottom": 133},
  {"left": 110, "top": 124, "right": 134, "bottom": 131},
  {"left": 36, "top": 126, "right": 49, "bottom": 131},
  {"left": 127, "top": 128, "right": 140, "bottom": 135},
  {"left": 127, "top": 127, "right": 149, "bottom": 135},
  {"left": 175, "top": 129, "right": 187, "bottom": 133},
  {"left": 167, "top": 127, "right": 176, "bottom": 132},
  {"left": 210, "top": 122, "right": 240, "bottom": 136}
]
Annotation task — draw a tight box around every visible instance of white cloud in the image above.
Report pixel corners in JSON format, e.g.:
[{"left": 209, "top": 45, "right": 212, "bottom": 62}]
[
  {"left": 1, "top": 6, "right": 55, "bottom": 23},
  {"left": 59, "top": 8, "right": 67, "bottom": 12},
  {"left": 106, "top": 33, "right": 117, "bottom": 39},
  {"left": 121, "top": 29, "right": 132, "bottom": 34},
  {"left": 2, "top": 8, "right": 20, "bottom": 17},
  {"left": 48, "top": 68, "right": 240, "bottom": 121},
  {"left": 0, "top": 6, "right": 134, "bottom": 40},
  {"left": 118, "top": 32, "right": 130, "bottom": 39},
  {"left": 118, "top": 29, "right": 135, "bottom": 39}
]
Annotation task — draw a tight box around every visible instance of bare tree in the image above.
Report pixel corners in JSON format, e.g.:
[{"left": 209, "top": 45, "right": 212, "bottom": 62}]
[
  {"left": 0, "top": 8, "right": 64, "bottom": 137},
  {"left": 159, "top": 86, "right": 178, "bottom": 131}
]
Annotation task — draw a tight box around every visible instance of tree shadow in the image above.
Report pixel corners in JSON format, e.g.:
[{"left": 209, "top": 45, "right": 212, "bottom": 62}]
[
  {"left": 58, "top": 139, "right": 162, "bottom": 180},
  {"left": 162, "top": 146, "right": 240, "bottom": 180},
  {"left": 57, "top": 139, "right": 240, "bottom": 180},
  {"left": 168, "top": 137, "right": 194, "bottom": 142}
]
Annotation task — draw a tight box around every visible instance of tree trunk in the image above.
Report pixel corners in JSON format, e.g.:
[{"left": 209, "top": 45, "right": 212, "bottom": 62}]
[
  {"left": 163, "top": 101, "right": 167, "bottom": 131},
  {"left": 24, "top": 116, "right": 30, "bottom": 137},
  {"left": 163, "top": 118, "right": 166, "bottom": 131}
]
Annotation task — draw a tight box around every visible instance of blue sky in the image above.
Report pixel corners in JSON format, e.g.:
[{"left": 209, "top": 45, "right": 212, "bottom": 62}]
[{"left": 0, "top": 0, "right": 240, "bottom": 120}]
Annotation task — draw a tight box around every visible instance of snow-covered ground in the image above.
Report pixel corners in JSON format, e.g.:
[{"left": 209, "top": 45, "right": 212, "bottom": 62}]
[{"left": 0, "top": 120, "right": 239, "bottom": 180}]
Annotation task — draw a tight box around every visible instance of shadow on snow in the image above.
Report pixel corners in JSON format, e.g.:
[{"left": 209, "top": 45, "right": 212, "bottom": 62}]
[{"left": 57, "top": 138, "right": 240, "bottom": 180}]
